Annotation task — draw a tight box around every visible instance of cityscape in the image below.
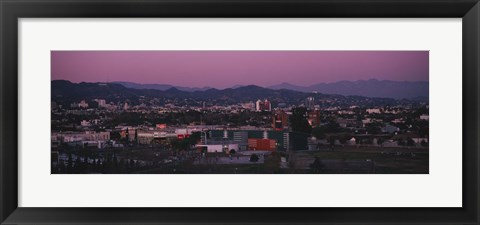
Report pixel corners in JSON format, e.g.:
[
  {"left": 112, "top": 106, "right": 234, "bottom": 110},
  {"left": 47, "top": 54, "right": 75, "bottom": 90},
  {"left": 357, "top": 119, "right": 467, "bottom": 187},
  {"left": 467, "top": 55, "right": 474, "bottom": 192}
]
[{"left": 51, "top": 51, "right": 429, "bottom": 174}]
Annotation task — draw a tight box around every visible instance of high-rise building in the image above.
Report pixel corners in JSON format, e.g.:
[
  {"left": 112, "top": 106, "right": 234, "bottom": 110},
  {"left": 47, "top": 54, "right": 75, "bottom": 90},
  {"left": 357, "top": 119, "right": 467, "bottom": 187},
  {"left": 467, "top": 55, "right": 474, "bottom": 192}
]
[
  {"left": 255, "top": 99, "right": 271, "bottom": 112},
  {"left": 264, "top": 99, "right": 271, "bottom": 111},
  {"left": 306, "top": 96, "right": 315, "bottom": 110},
  {"left": 78, "top": 100, "right": 89, "bottom": 108},
  {"left": 95, "top": 99, "right": 107, "bottom": 108},
  {"left": 256, "top": 100, "right": 261, "bottom": 111},
  {"left": 272, "top": 110, "right": 289, "bottom": 131},
  {"left": 223, "top": 129, "right": 228, "bottom": 139},
  {"left": 307, "top": 110, "right": 321, "bottom": 127}
]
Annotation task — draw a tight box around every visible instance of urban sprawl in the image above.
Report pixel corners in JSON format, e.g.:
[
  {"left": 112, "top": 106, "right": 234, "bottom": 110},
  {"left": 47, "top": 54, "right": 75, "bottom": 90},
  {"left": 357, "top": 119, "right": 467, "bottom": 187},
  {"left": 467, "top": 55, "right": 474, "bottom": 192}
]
[{"left": 51, "top": 84, "right": 429, "bottom": 174}]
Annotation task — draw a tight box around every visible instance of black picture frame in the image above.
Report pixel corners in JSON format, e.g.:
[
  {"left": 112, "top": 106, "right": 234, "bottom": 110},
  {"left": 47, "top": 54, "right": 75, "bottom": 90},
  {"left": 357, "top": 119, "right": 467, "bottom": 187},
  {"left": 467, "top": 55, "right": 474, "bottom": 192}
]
[{"left": 1, "top": 0, "right": 479, "bottom": 224}]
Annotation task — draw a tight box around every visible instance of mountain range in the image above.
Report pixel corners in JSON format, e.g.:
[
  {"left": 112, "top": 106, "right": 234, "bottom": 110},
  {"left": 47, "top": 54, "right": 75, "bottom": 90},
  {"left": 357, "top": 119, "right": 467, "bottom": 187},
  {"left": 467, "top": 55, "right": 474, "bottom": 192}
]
[
  {"left": 112, "top": 79, "right": 428, "bottom": 100},
  {"left": 52, "top": 80, "right": 425, "bottom": 108},
  {"left": 112, "top": 81, "right": 212, "bottom": 92},
  {"left": 52, "top": 80, "right": 316, "bottom": 103}
]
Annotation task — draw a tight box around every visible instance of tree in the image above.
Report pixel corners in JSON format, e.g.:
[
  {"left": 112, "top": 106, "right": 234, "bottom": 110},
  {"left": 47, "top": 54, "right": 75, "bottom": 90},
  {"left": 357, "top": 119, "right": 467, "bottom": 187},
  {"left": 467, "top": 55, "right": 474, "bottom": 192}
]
[
  {"left": 377, "top": 138, "right": 385, "bottom": 146},
  {"left": 421, "top": 140, "right": 428, "bottom": 147},
  {"left": 67, "top": 153, "right": 73, "bottom": 174},
  {"left": 94, "top": 159, "right": 100, "bottom": 172},
  {"left": 325, "top": 121, "right": 340, "bottom": 133},
  {"left": 125, "top": 128, "right": 130, "bottom": 145},
  {"left": 170, "top": 139, "right": 191, "bottom": 151},
  {"left": 83, "top": 155, "right": 89, "bottom": 173},
  {"left": 250, "top": 154, "right": 259, "bottom": 162},
  {"left": 113, "top": 156, "right": 119, "bottom": 173},
  {"left": 88, "top": 100, "right": 99, "bottom": 109},
  {"left": 290, "top": 107, "right": 312, "bottom": 134},
  {"left": 407, "top": 138, "right": 415, "bottom": 146},
  {"left": 310, "top": 157, "right": 324, "bottom": 173},
  {"left": 189, "top": 132, "right": 201, "bottom": 144},
  {"left": 129, "top": 159, "right": 135, "bottom": 169},
  {"left": 328, "top": 136, "right": 335, "bottom": 146},
  {"left": 75, "top": 155, "right": 82, "bottom": 173},
  {"left": 102, "top": 159, "right": 108, "bottom": 173},
  {"left": 134, "top": 129, "right": 138, "bottom": 143},
  {"left": 110, "top": 131, "right": 121, "bottom": 141},
  {"left": 312, "top": 127, "right": 327, "bottom": 139},
  {"left": 338, "top": 134, "right": 351, "bottom": 144},
  {"left": 366, "top": 123, "right": 381, "bottom": 135}
]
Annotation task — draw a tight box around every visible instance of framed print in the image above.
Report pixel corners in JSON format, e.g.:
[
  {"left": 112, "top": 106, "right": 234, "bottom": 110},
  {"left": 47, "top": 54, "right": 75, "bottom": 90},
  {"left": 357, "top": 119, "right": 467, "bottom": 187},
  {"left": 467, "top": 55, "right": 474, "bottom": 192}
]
[
  {"left": 49, "top": 50, "right": 430, "bottom": 175},
  {"left": 1, "top": 0, "right": 479, "bottom": 224}
]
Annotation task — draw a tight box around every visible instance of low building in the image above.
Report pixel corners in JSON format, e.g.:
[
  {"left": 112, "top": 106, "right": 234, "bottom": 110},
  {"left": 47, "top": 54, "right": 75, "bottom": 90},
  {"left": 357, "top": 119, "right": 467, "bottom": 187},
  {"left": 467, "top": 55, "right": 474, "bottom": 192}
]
[
  {"left": 382, "top": 124, "right": 399, "bottom": 134},
  {"left": 337, "top": 118, "right": 360, "bottom": 128},
  {"left": 382, "top": 140, "right": 399, "bottom": 147},
  {"left": 95, "top": 99, "right": 107, "bottom": 107},
  {"left": 366, "top": 108, "right": 381, "bottom": 114},
  {"left": 233, "top": 131, "right": 249, "bottom": 151},
  {"left": 78, "top": 100, "right": 89, "bottom": 108},
  {"left": 307, "top": 110, "right": 321, "bottom": 127},
  {"left": 248, "top": 138, "right": 276, "bottom": 151},
  {"left": 420, "top": 114, "right": 429, "bottom": 120},
  {"left": 196, "top": 143, "right": 239, "bottom": 153},
  {"left": 412, "top": 137, "right": 428, "bottom": 145},
  {"left": 307, "top": 137, "right": 330, "bottom": 151},
  {"left": 136, "top": 130, "right": 177, "bottom": 145},
  {"left": 53, "top": 131, "right": 110, "bottom": 143},
  {"left": 80, "top": 120, "right": 91, "bottom": 127},
  {"left": 346, "top": 137, "right": 356, "bottom": 145}
]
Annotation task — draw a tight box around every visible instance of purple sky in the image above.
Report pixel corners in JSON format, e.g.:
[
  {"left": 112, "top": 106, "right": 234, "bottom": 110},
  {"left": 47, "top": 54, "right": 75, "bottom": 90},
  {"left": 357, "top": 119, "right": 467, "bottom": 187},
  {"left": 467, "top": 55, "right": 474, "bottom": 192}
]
[{"left": 51, "top": 51, "right": 428, "bottom": 89}]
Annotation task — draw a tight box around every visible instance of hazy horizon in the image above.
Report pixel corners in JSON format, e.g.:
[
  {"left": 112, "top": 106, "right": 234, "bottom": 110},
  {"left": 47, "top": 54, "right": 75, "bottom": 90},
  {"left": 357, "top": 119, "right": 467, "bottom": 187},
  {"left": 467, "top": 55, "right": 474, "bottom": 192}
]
[
  {"left": 52, "top": 51, "right": 429, "bottom": 89},
  {"left": 52, "top": 78, "right": 429, "bottom": 90}
]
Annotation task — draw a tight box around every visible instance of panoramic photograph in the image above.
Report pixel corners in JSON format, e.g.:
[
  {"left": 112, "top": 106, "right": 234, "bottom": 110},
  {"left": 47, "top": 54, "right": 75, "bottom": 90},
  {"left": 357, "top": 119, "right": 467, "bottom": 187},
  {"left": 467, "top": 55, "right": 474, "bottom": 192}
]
[{"left": 51, "top": 51, "right": 429, "bottom": 174}]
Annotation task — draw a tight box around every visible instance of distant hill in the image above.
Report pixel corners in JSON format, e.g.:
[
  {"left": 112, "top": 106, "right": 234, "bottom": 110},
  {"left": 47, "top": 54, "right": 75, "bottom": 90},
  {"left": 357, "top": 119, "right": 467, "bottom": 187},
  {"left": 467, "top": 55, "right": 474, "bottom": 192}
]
[
  {"left": 52, "top": 80, "right": 140, "bottom": 100},
  {"left": 52, "top": 80, "right": 423, "bottom": 107},
  {"left": 113, "top": 79, "right": 428, "bottom": 100},
  {"left": 268, "top": 82, "right": 307, "bottom": 92},
  {"left": 112, "top": 81, "right": 212, "bottom": 92},
  {"left": 268, "top": 79, "right": 428, "bottom": 100},
  {"left": 53, "top": 80, "right": 311, "bottom": 103}
]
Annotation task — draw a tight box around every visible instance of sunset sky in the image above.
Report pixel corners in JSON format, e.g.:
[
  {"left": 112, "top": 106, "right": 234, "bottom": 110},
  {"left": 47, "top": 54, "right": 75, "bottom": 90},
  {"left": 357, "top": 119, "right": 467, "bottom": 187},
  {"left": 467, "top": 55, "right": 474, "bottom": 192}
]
[{"left": 51, "top": 51, "right": 428, "bottom": 89}]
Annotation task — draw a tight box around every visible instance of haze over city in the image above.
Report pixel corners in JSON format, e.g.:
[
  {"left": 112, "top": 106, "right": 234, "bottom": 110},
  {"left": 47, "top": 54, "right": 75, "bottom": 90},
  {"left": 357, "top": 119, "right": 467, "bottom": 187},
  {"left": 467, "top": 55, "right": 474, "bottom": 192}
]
[{"left": 51, "top": 51, "right": 429, "bottom": 89}]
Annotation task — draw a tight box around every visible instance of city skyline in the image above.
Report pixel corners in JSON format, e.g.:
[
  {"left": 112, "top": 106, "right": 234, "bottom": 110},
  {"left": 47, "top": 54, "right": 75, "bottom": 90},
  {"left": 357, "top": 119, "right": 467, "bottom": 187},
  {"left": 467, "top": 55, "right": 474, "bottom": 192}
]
[{"left": 51, "top": 51, "right": 429, "bottom": 89}]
